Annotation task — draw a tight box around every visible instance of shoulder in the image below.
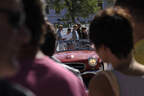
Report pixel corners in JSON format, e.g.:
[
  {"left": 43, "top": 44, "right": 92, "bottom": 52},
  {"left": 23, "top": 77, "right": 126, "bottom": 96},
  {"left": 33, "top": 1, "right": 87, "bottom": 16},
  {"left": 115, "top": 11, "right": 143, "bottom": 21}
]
[
  {"left": 35, "top": 56, "right": 83, "bottom": 85},
  {"left": 35, "top": 57, "right": 87, "bottom": 96},
  {"left": 88, "top": 71, "right": 115, "bottom": 96}
]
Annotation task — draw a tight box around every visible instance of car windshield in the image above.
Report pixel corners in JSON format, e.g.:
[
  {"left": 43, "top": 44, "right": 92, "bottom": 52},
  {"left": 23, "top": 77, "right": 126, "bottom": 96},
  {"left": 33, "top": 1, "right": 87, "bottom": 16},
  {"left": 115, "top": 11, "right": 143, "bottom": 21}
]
[{"left": 56, "top": 39, "right": 95, "bottom": 52}]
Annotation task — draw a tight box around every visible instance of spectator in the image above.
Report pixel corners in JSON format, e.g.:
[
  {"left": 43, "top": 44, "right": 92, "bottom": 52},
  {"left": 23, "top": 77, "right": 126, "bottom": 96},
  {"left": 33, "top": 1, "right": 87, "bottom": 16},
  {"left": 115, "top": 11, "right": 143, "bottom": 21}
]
[
  {"left": 77, "top": 23, "right": 82, "bottom": 38},
  {"left": 81, "top": 26, "right": 88, "bottom": 39},
  {"left": 0, "top": 0, "right": 34, "bottom": 96},
  {"left": 56, "top": 24, "right": 65, "bottom": 50},
  {"left": 88, "top": 7, "right": 144, "bottom": 96},
  {"left": 9, "top": 0, "right": 87, "bottom": 96},
  {"left": 115, "top": 0, "right": 144, "bottom": 65},
  {"left": 72, "top": 24, "right": 79, "bottom": 40},
  {"left": 63, "top": 28, "right": 73, "bottom": 40},
  {"left": 57, "top": 24, "right": 64, "bottom": 40}
]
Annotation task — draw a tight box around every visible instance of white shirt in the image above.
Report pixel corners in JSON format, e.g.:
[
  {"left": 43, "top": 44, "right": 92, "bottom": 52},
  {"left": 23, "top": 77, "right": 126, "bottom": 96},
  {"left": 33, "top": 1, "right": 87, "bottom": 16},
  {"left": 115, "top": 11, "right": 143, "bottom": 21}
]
[{"left": 63, "top": 32, "right": 73, "bottom": 40}]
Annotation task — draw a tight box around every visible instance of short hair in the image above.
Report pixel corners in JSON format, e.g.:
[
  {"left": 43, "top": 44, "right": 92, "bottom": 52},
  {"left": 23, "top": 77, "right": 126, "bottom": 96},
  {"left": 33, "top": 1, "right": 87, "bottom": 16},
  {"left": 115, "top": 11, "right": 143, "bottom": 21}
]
[
  {"left": 22, "top": 0, "right": 45, "bottom": 46},
  {"left": 40, "top": 22, "right": 56, "bottom": 56},
  {"left": 89, "top": 7, "right": 133, "bottom": 59},
  {"left": 67, "top": 28, "right": 71, "bottom": 31},
  {"left": 115, "top": 0, "right": 144, "bottom": 22}
]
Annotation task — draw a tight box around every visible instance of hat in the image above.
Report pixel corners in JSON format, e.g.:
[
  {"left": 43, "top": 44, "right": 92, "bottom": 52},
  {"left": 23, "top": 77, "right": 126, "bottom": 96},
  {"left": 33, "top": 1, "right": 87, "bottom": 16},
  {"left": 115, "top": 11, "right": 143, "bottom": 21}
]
[
  {"left": 58, "top": 24, "right": 63, "bottom": 28},
  {"left": 73, "top": 24, "right": 78, "bottom": 27},
  {"left": 81, "top": 25, "right": 86, "bottom": 29}
]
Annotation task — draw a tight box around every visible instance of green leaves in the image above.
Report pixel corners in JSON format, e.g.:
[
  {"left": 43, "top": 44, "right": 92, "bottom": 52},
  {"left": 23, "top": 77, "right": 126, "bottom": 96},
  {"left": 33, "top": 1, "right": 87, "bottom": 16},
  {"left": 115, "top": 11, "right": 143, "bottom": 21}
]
[{"left": 46, "top": 0, "right": 101, "bottom": 23}]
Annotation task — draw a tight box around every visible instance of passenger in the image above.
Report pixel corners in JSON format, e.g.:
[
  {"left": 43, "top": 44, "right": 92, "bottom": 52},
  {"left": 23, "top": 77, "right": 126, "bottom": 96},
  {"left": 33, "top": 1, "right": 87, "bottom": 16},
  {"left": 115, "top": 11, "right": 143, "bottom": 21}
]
[
  {"left": 0, "top": 0, "right": 34, "bottom": 96},
  {"left": 88, "top": 7, "right": 144, "bottom": 96},
  {"left": 9, "top": 0, "right": 87, "bottom": 96},
  {"left": 40, "top": 21, "right": 83, "bottom": 81},
  {"left": 115, "top": 0, "right": 144, "bottom": 66}
]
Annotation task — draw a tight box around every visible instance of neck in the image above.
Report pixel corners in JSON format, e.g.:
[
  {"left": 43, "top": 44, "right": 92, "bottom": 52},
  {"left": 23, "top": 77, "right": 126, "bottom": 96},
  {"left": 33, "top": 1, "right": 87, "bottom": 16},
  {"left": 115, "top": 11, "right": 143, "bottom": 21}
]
[
  {"left": 111, "top": 53, "right": 132, "bottom": 73},
  {"left": 112, "top": 53, "right": 144, "bottom": 76}
]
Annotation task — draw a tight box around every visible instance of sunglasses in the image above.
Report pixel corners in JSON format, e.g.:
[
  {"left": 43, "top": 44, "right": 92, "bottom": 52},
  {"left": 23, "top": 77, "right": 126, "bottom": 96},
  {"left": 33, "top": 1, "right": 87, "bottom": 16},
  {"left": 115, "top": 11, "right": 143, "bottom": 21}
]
[{"left": 0, "top": 9, "right": 25, "bottom": 29}]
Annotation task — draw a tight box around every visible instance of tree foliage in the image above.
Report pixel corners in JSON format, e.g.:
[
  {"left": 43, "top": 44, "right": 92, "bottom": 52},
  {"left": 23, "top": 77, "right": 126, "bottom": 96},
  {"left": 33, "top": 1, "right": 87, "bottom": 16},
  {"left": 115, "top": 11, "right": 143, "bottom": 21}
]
[
  {"left": 46, "top": 0, "right": 101, "bottom": 23},
  {"left": 107, "top": 0, "right": 115, "bottom": 7}
]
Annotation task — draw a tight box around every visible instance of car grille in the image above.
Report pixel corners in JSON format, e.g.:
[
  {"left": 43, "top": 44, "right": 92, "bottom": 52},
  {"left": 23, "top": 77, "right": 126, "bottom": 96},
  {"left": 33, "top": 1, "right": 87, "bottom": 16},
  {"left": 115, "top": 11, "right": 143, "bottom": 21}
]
[{"left": 65, "top": 62, "right": 85, "bottom": 71}]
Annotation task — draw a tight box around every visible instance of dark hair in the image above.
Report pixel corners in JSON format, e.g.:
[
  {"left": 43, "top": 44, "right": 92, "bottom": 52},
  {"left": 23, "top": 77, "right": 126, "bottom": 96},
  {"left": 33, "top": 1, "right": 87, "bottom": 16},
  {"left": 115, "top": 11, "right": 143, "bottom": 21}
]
[
  {"left": 115, "top": 0, "right": 144, "bottom": 22},
  {"left": 40, "top": 22, "right": 56, "bottom": 56},
  {"left": 22, "top": 0, "right": 45, "bottom": 46},
  {"left": 67, "top": 28, "right": 71, "bottom": 31},
  {"left": 89, "top": 7, "right": 133, "bottom": 59}
]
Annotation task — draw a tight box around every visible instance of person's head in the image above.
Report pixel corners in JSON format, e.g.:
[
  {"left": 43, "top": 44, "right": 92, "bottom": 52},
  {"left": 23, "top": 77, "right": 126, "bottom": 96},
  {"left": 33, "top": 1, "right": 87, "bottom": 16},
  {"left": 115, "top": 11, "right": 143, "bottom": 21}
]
[
  {"left": 22, "top": 0, "right": 45, "bottom": 47},
  {"left": 81, "top": 26, "right": 87, "bottom": 32},
  {"left": 41, "top": 21, "right": 56, "bottom": 56},
  {"left": 0, "top": 0, "right": 28, "bottom": 77},
  {"left": 89, "top": 7, "right": 133, "bottom": 63},
  {"left": 58, "top": 24, "right": 63, "bottom": 30},
  {"left": 67, "top": 28, "right": 71, "bottom": 34},
  {"left": 73, "top": 24, "right": 78, "bottom": 30}
]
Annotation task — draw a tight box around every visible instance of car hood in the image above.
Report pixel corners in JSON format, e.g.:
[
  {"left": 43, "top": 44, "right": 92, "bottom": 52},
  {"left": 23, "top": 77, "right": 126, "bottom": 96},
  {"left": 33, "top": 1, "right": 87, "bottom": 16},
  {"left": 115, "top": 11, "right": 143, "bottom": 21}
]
[{"left": 53, "top": 50, "right": 99, "bottom": 62}]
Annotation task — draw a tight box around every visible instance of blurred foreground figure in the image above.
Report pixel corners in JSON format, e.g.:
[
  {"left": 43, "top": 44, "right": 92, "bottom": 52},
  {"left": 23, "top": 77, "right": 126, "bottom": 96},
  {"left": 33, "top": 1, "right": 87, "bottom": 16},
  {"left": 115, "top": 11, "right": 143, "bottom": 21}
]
[
  {"left": 0, "top": 0, "right": 34, "bottom": 96},
  {"left": 115, "top": 0, "right": 144, "bottom": 64},
  {"left": 89, "top": 7, "right": 144, "bottom": 96},
  {"left": 9, "top": 0, "right": 87, "bottom": 96}
]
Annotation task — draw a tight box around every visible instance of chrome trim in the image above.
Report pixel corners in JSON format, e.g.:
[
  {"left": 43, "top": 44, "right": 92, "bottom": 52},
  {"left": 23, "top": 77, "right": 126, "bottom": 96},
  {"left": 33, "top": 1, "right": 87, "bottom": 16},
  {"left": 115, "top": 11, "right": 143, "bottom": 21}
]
[{"left": 65, "top": 62, "right": 86, "bottom": 71}]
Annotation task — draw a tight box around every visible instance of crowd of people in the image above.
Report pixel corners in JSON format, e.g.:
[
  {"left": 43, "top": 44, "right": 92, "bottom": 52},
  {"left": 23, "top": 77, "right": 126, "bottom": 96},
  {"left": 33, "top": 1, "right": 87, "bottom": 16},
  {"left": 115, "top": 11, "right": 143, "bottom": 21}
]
[
  {"left": 57, "top": 24, "right": 88, "bottom": 41},
  {"left": 56, "top": 24, "right": 89, "bottom": 50},
  {"left": 0, "top": 0, "right": 144, "bottom": 96}
]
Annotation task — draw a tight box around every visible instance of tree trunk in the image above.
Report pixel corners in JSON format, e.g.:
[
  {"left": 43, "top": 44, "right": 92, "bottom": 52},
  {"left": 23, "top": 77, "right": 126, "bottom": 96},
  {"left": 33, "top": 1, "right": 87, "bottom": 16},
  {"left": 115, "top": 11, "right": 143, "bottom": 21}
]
[{"left": 65, "top": 0, "right": 76, "bottom": 23}]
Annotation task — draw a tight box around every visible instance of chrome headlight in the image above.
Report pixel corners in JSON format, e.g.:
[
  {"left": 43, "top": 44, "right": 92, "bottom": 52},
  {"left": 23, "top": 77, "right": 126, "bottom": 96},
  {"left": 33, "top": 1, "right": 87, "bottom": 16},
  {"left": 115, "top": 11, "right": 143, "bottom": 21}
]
[{"left": 88, "top": 58, "right": 97, "bottom": 67}]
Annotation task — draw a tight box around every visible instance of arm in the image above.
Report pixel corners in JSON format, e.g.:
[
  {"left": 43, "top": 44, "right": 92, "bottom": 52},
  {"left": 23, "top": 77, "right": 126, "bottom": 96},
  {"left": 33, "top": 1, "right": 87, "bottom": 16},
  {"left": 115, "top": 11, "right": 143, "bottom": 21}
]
[{"left": 88, "top": 72, "right": 115, "bottom": 96}]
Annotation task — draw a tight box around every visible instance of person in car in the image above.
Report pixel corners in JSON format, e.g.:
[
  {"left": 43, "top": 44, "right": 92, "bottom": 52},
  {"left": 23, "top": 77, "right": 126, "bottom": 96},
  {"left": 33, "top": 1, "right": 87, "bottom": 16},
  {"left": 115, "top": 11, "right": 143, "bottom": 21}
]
[
  {"left": 0, "top": 0, "right": 34, "bottom": 96},
  {"left": 88, "top": 7, "right": 144, "bottom": 96},
  {"left": 9, "top": 0, "right": 87, "bottom": 96}
]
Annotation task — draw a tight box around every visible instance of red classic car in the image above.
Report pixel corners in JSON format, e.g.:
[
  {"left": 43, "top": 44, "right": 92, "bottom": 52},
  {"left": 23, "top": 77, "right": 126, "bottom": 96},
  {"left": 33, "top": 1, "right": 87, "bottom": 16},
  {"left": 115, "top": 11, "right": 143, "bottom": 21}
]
[{"left": 53, "top": 39, "right": 104, "bottom": 87}]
